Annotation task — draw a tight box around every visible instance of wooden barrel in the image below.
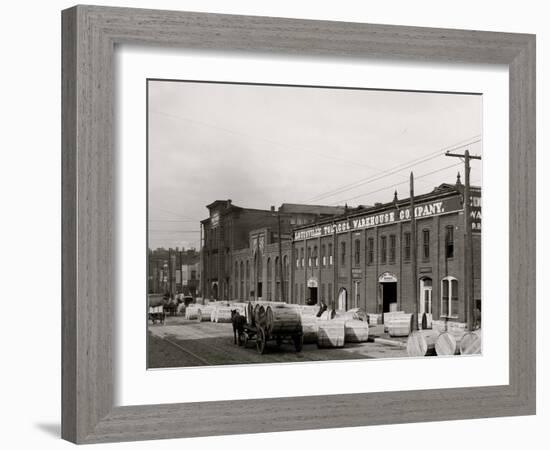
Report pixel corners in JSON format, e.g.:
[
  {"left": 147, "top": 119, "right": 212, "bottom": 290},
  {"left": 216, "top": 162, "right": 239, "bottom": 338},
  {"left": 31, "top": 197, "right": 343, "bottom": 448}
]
[
  {"left": 407, "top": 330, "right": 438, "bottom": 357},
  {"left": 214, "top": 306, "right": 233, "bottom": 323},
  {"left": 459, "top": 330, "right": 482, "bottom": 355},
  {"left": 431, "top": 320, "right": 446, "bottom": 333},
  {"left": 300, "top": 315, "right": 319, "bottom": 344},
  {"left": 254, "top": 304, "right": 267, "bottom": 327},
  {"left": 210, "top": 306, "right": 217, "bottom": 322},
  {"left": 246, "top": 302, "right": 255, "bottom": 326},
  {"left": 367, "top": 313, "right": 381, "bottom": 325},
  {"left": 435, "top": 332, "right": 458, "bottom": 356},
  {"left": 300, "top": 305, "right": 319, "bottom": 317},
  {"left": 447, "top": 322, "right": 467, "bottom": 342},
  {"left": 317, "top": 321, "right": 345, "bottom": 348},
  {"left": 335, "top": 308, "right": 368, "bottom": 322},
  {"left": 196, "top": 306, "right": 214, "bottom": 322},
  {"left": 344, "top": 320, "right": 370, "bottom": 343},
  {"left": 265, "top": 305, "right": 302, "bottom": 335},
  {"left": 383, "top": 311, "right": 405, "bottom": 331},
  {"left": 187, "top": 306, "right": 201, "bottom": 320},
  {"left": 407, "top": 331, "right": 428, "bottom": 357},
  {"left": 387, "top": 314, "right": 413, "bottom": 337}
]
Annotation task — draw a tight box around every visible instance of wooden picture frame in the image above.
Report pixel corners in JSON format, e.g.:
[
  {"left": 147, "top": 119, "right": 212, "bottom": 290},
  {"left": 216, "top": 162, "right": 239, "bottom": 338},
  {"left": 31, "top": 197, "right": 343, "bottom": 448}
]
[{"left": 62, "top": 5, "right": 536, "bottom": 444}]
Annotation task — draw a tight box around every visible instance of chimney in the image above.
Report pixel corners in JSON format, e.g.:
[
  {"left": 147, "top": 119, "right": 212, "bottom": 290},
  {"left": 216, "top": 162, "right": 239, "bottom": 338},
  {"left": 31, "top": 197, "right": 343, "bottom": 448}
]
[{"left": 270, "top": 205, "right": 275, "bottom": 212}]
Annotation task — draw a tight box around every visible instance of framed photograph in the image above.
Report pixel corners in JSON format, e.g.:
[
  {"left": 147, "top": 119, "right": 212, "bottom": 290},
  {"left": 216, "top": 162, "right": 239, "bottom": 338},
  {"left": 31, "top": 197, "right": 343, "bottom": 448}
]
[{"left": 62, "top": 5, "right": 535, "bottom": 444}]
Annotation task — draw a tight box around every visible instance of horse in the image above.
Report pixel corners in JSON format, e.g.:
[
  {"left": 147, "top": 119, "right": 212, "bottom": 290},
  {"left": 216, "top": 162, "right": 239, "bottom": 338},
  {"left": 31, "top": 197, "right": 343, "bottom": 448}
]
[{"left": 231, "top": 309, "right": 247, "bottom": 345}]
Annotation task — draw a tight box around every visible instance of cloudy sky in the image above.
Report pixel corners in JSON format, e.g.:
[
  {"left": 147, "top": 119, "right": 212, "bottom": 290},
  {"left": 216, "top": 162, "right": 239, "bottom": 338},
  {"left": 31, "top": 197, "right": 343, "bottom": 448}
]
[{"left": 148, "top": 80, "right": 482, "bottom": 250}]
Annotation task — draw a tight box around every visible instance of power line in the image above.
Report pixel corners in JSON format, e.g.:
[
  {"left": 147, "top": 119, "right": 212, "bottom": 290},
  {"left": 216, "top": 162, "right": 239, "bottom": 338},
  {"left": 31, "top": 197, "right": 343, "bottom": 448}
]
[
  {"left": 329, "top": 161, "right": 464, "bottom": 205},
  {"left": 307, "top": 137, "right": 481, "bottom": 203}
]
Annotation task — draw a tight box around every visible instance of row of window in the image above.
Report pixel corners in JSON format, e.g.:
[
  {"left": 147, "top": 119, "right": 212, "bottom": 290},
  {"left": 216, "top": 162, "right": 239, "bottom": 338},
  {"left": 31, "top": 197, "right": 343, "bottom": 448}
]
[
  {"left": 296, "top": 244, "right": 334, "bottom": 268},
  {"left": 295, "top": 226, "right": 455, "bottom": 268},
  {"left": 234, "top": 256, "right": 290, "bottom": 283}
]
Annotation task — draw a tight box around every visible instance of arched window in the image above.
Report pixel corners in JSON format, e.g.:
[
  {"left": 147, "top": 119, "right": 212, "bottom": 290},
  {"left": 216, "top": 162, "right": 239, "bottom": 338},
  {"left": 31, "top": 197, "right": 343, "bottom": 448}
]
[
  {"left": 266, "top": 258, "right": 272, "bottom": 300},
  {"left": 267, "top": 258, "right": 272, "bottom": 280},
  {"left": 274, "top": 256, "right": 280, "bottom": 301},
  {"left": 441, "top": 276, "right": 459, "bottom": 318},
  {"left": 321, "top": 244, "right": 326, "bottom": 266},
  {"left": 240, "top": 261, "right": 244, "bottom": 300},
  {"left": 313, "top": 246, "right": 318, "bottom": 267},
  {"left": 283, "top": 255, "right": 289, "bottom": 281},
  {"left": 307, "top": 247, "right": 312, "bottom": 267},
  {"left": 445, "top": 226, "right": 455, "bottom": 258},
  {"left": 245, "top": 260, "right": 250, "bottom": 299},
  {"left": 341, "top": 242, "right": 346, "bottom": 266},
  {"left": 328, "top": 243, "right": 333, "bottom": 265}
]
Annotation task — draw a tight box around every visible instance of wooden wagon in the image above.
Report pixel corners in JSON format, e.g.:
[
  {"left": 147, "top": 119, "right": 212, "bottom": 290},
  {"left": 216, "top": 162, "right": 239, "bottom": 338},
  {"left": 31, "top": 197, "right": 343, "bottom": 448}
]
[
  {"left": 240, "top": 302, "right": 303, "bottom": 354},
  {"left": 148, "top": 305, "right": 165, "bottom": 324}
]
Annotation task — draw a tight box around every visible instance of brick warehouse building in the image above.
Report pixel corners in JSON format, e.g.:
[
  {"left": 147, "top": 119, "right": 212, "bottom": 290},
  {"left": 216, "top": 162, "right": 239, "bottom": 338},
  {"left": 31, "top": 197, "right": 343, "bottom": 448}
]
[
  {"left": 200, "top": 177, "right": 481, "bottom": 323},
  {"left": 200, "top": 200, "right": 344, "bottom": 301}
]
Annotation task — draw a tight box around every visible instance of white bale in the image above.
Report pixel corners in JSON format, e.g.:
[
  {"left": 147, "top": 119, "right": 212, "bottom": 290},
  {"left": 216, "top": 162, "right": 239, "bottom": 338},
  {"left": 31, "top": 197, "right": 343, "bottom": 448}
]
[
  {"left": 301, "top": 316, "right": 319, "bottom": 344},
  {"left": 317, "top": 321, "right": 345, "bottom": 348},
  {"left": 387, "top": 314, "right": 413, "bottom": 337},
  {"left": 344, "top": 320, "right": 370, "bottom": 343}
]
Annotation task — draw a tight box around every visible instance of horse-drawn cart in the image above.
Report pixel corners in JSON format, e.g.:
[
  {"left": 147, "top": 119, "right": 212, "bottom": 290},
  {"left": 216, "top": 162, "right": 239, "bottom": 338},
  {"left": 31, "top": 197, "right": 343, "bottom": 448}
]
[
  {"left": 240, "top": 303, "right": 303, "bottom": 354},
  {"left": 148, "top": 305, "right": 165, "bottom": 324},
  {"left": 148, "top": 294, "right": 167, "bottom": 324}
]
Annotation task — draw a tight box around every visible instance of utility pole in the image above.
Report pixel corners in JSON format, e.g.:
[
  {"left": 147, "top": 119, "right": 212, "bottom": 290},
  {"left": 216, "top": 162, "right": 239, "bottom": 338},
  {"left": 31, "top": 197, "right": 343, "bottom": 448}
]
[
  {"left": 445, "top": 149, "right": 481, "bottom": 331},
  {"left": 410, "top": 172, "right": 418, "bottom": 331},
  {"left": 168, "top": 248, "right": 173, "bottom": 297},
  {"left": 277, "top": 211, "right": 286, "bottom": 303}
]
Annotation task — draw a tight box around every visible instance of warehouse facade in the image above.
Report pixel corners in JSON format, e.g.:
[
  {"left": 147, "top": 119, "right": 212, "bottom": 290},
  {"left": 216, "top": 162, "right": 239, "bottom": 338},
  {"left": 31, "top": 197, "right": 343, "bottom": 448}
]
[
  {"left": 292, "top": 180, "right": 481, "bottom": 323},
  {"left": 200, "top": 200, "right": 344, "bottom": 301},
  {"left": 201, "top": 178, "right": 481, "bottom": 323}
]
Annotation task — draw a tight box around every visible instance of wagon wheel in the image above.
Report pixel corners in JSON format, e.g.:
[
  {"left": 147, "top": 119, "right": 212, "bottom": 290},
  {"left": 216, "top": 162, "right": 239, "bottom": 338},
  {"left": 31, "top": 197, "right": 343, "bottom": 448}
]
[
  {"left": 238, "top": 331, "right": 247, "bottom": 347},
  {"left": 293, "top": 334, "right": 303, "bottom": 353},
  {"left": 256, "top": 327, "right": 267, "bottom": 354}
]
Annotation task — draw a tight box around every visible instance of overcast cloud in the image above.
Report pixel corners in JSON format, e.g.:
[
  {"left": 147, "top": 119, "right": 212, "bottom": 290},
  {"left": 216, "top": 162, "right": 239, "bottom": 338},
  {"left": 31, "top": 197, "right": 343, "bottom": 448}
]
[{"left": 148, "top": 80, "right": 482, "bottom": 249}]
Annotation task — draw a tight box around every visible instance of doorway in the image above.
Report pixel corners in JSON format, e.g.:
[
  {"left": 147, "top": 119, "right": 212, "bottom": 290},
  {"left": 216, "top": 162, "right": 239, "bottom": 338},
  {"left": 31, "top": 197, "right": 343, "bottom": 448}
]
[
  {"left": 382, "top": 282, "right": 397, "bottom": 312},
  {"left": 308, "top": 287, "right": 318, "bottom": 304},
  {"left": 257, "top": 282, "right": 263, "bottom": 299},
  {"left": 337, "top": 288, "right": 347, "bottom": 310},
  {"left": 420, "top": 277, "right": 433, "bottom": 315}
]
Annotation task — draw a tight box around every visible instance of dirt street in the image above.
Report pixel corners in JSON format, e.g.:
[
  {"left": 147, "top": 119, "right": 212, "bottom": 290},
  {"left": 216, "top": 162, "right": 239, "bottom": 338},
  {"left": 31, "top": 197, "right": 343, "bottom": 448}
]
[{"left": 148, "top": 316, "right": 408, "bottom": 368}]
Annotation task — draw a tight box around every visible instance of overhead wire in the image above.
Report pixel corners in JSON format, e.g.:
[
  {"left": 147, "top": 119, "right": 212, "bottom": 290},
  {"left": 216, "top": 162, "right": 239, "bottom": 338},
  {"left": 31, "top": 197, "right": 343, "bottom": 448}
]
[{"left": 306, "top": 136, "right": 481, "bottom": 203}]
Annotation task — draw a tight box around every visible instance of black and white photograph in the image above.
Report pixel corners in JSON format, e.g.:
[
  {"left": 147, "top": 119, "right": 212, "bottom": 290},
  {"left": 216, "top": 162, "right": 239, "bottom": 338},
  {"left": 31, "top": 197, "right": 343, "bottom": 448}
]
[{"left": 147, "top": 79, "right": 483, "bottom": 367}]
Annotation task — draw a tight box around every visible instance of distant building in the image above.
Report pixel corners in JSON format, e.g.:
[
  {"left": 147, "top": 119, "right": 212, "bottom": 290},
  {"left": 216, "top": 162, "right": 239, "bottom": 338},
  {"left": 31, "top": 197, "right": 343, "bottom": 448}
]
[{"left": 148, "top": 247, "right": 199, "bottom": 295}]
